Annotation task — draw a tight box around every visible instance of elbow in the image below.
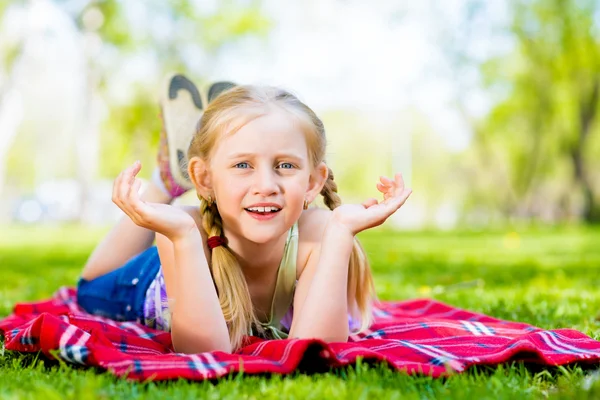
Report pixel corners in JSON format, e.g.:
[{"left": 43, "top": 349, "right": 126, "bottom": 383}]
[
  {"left": 289, "top": 317, "right": 350, "bottom": 343},
  {"left": 320, "top": 334, "right": 349, "bottom": 343},
  {"left": 291, "top": 334, "right": 349, "bottom": 343},
  {"left": 172, "top": 337, "right": 232, "bottom": 355},
  {"left": 171, "top": 320, "right": 232, "bottom": 354},
  {"left": 289, "top": 328, "right": 349, "bottom": 343}
]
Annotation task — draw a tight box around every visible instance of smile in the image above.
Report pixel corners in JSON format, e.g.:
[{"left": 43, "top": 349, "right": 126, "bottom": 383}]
[{"left": 244, "top": 207, "right": 281, "bottom": 220}]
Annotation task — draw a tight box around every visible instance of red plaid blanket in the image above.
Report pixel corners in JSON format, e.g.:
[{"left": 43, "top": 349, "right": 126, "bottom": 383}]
[{"left": 1, "top": 287, "right": 599, "bottom": 380}]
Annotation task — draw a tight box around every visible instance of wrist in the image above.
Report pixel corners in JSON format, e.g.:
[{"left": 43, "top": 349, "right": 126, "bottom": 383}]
[
  {"left": 329, "top": 211, "right": 357, "bottom": 239},
  {"left": 171, "top": 228, "right": 203, "bottom": 248},
  {"left": 326, "top": 213, "right": 356, "bottom": 244}
]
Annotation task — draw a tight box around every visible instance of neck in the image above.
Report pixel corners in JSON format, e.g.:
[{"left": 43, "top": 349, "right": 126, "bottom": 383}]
[{"left": 222, "top": 227, "right": 288, "bottom": 278}]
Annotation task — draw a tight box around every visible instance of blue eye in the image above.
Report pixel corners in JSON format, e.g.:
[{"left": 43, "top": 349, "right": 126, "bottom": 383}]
[
  {"left": 234, "top": 162, "right": 250, "bottom": 169},
  {"left": 278, "top": 163, "right": 294, "bottom": 169}
]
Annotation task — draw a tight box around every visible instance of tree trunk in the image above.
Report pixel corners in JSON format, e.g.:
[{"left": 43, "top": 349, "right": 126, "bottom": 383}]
[
  {"left": 572, "top": 78, "right": 599, "bottom": 223},
  {"left": 0, "top": 86, "right": 24, "bottom": 201}
]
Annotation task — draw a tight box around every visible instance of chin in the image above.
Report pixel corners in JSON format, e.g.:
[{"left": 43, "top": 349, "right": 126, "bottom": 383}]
[
  {"left": 241, "top": 219, "right": 291, "bottom": 244},
  {"left": 242, "top": 228, "right": 282, "bottom": 244}
]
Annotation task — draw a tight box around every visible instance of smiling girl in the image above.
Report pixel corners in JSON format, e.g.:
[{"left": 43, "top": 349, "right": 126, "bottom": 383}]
[{"left": 76, "top": 75, "right": 412, "bottom": 354}]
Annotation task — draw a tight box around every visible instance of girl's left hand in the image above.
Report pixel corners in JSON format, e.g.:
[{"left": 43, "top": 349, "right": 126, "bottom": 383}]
[{"left": 330, "top": 173, "right": 412, "bottom": 236}]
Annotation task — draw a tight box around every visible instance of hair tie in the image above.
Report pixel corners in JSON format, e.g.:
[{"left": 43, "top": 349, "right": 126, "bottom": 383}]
[{"left": 207, "top": 235, "right": 227, "bottom": 249}]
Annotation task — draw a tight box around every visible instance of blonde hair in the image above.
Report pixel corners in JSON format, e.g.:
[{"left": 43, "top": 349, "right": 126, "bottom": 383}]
[{"left": 188, "top": 85, "right": 375, "bottom": 350}]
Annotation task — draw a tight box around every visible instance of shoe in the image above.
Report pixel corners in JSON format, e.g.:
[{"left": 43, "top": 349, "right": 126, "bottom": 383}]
[
  {"left": 207, "top": 81, "right": 237, "bottom": 103},
  {"left": 158, "top": 73, "right": 204, "bottom": 197}
]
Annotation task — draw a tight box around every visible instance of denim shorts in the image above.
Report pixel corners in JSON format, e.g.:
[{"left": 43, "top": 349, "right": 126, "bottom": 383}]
[{"left": 77, "top": 246, "right": 161, "bottom": 322}]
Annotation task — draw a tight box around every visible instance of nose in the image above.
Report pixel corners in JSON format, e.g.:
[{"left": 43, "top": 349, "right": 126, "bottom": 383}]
[{"left": 252, "top": 167, "right": 280, "bottom": 196}]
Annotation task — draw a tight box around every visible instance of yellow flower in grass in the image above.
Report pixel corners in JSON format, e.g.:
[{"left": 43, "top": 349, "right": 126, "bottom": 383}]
[{"left": 503, "top": 231, "right": 520, "bottom": 250}]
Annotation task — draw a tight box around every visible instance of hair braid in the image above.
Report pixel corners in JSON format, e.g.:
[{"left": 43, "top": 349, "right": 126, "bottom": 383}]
[
  {"left": 320, "top": 167, "right": 342, "bottom": 209},
  {"left": 199, "top": 198, "right": 263, "bottom": 350},
  {"left": 199, "top": 198, "right": 223, "bottom": 237}
]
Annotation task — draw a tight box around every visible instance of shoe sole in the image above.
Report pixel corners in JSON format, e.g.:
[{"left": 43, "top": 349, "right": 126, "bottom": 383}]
[
  {"left": 207, "top": 81, "right": 237, "bottom": 103},
  {"left": 160, "top": 74, "right": 205, "bottom": 187}
]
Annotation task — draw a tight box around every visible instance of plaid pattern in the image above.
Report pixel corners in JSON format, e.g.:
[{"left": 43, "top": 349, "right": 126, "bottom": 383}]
[{"left": 2, "top": 287, "right": 600, "bottom": 381}]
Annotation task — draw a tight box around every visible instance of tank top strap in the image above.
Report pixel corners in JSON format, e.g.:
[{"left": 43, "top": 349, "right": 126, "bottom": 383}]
[{"left": 268, "top": 221, "right": 298, "bottom": 331}]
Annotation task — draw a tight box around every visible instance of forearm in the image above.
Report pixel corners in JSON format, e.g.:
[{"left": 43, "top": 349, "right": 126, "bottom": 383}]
[
  {"left": 171, "top": 232, "right": 231, "bottom": 353},
  {"left": 289, "top": 221, "right": 354, "bottom": 341},
  {"left": 82, "top": 215, "right": 156, "bottom": 280},
  {"left": 82, "top": 184, "right": 171, "bottom": 280}
]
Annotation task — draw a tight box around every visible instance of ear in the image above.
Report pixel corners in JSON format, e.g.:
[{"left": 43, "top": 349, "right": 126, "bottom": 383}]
[
  {"left": 305, "top": 162, "right": 329, "bottom": 202},
  {"left": 188, "top": 156, "right": 213, "bottom": 197}
]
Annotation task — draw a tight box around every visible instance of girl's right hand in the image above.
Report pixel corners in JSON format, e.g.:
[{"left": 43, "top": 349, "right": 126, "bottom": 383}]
[{"left": 112, "top": 161, "right": 197, "bottom": 241}]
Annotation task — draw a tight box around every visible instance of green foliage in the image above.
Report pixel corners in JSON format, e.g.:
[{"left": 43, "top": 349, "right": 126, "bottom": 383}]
[
  {"left": 0, "top": 0, "right": 15, "bottom": 19},
  {"left": 100, "top": 88, "right": 162, "bottom": 179},
  {"left": 475, "top": 0, "right": 600, "bottom": 221},
  {"left": 0, "top": 0, "right": 24, "bottom": 74},
  {"left": 87, "top": 0, "right": 272, "bottom": 177},
  {"left": 1, "top": 225, "right": 600, "bottom": 398},
  {"left": 73, "top": 0, "right": 271, "bottom": 54},
  {"left": 201, "top": 1, "right": 272, "bottom": 52},
  {"left": 90, "top": 0, "right": 133, "bottom": 49},
  {"left": 2, "top": 0, "right": 273, "bottom": 185},
  {"left": 0, "top": 38, "right": 20, "bottom": 73}
]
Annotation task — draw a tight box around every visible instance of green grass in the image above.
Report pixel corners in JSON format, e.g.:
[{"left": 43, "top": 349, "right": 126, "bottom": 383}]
[{"left": 1, "top": 224, "right": 600, "bottom": 399}]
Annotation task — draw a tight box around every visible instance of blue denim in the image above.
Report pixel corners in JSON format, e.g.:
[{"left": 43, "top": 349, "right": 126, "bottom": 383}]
[{"left": 77, "top": 246, "right": 161, "bottom": 322}]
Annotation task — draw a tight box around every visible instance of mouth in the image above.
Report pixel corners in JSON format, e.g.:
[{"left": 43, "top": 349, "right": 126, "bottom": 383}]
[{"left": 244, "top": 206, "right": 282, "bottom": 216}]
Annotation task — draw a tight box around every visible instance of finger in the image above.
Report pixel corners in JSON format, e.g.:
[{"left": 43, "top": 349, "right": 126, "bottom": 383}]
[
  {"left": 123, "top": 161, "right": 141, "bottom": 179},
  {"left": 112, "top": 170, "right": 125, "bottom": 205},
  {"left": 127, "top": 178, "right": 146, "bottom": 215},
  {"left": 380, "top": 175, "right": 394, "bottom": 186},
  {"left": 127, "top": 180, "right": 153, "bottom": 226},
  {"left": 126, "top": 161, "right": 142, "bottom": 184},
  {"left": 389, "top": 188, "right": 412, "bottom": 210},
  {"left": 393, "top": 172, "right": 406, "bottom": 192},
  {"left": 114, "top": 173, "right": 131, "bottom": 209},
  {"left": 379, "top": 183, "right": 410, "bottom": 207},
  {"left": 362, "top": 198, "right": 378, "bottom": 208},
  {"left": 116, "top": 162, "right": 141, "bottom": 205},
  {"left": 369, "top": 187, "right": 412, "bottom": 225},
  {"left": 379, "top": 182, "right": 395, "bottom": 200},
  {"left": 115, "top": 175, "right": 135, "bottom": 209},
  {"left": 376, "top": 182, "right": 388, "bottom": 193}
]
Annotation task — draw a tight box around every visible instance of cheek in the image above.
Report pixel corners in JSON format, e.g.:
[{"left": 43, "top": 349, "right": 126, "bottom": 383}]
[
  {"left": 216, "top": 187, "right": 245, "bottom": 205},
  {"left": 213, "top": 178, "right": 245, "bottom": 204},
  {"left": 289, "top": 185, "right": 306, "bottom": 198},
  {"left": 287, "top": 181, "right": 311, "bottom": 206}
]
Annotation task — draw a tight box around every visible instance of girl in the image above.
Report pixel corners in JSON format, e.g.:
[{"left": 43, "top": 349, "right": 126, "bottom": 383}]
[{"left": 76, "top": 75, "right": 412, "bottom": 354}]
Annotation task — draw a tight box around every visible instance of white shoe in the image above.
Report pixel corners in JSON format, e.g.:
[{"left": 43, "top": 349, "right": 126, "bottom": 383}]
[{"left": 157, "top": 74, "right": 205, "bottom": 196}]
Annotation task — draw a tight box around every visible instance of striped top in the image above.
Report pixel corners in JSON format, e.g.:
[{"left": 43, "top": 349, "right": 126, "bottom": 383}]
[{"left": 142, "top": 222, "right": 299, "bottom": 339}]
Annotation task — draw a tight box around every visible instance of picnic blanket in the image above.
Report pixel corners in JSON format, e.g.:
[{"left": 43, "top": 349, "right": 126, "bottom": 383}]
[{"left": 1, "top": 287, "right": 600, "bottom": 381}]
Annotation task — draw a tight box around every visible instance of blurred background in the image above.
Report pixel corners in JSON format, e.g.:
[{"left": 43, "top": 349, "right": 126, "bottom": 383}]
[{"left": 1, "top": 0, "right": 599, "bottom": 229}]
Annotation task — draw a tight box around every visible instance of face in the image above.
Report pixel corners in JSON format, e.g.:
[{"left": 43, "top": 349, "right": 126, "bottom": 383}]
[{"left": 207, "top": 108, "right": 318, "bottom": 244}]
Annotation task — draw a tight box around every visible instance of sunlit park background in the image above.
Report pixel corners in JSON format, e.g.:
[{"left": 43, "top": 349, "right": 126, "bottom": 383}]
[
  {"left": 2, "top": 0, "right": 600, "bottom": 398},
  {"left": 1, "top": 0, "right": 600, "bottom": 227}
]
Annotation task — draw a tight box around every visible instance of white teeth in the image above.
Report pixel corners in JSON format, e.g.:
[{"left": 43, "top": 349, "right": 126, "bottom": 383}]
[{"left": 246, "top": 206, "right": 280, "bottom": 212}]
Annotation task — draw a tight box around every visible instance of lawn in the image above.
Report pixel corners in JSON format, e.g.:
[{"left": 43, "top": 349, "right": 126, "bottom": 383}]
[{"left": 1, "top": 224, "right": 600, "bottom": 399}]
